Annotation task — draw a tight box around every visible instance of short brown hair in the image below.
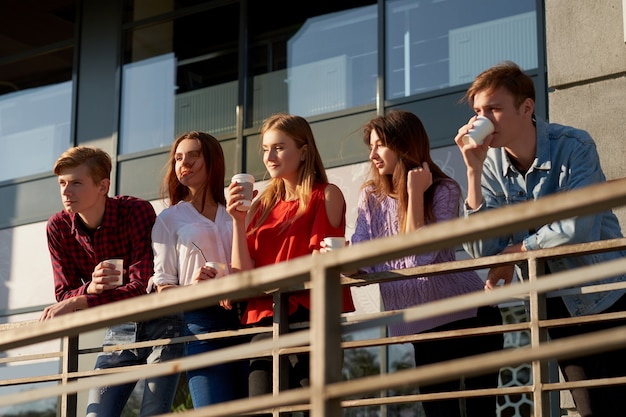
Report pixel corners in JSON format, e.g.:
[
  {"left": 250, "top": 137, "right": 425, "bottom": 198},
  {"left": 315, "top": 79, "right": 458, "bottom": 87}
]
[
  {"left": 464, "top": 60, "right": 535, "bottom": 109},
  {"left": 53, "top": 146, "right": 112, "bottom": 184}
]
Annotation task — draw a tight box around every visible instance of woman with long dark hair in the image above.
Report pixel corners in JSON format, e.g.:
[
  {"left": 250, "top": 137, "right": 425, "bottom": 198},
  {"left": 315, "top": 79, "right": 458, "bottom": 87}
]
[
  {"left": 151, "top": 131, "right": 248, "bottom": 408},
  {"left": 351, "top": 110, "right": 503, "bottom": 417}
]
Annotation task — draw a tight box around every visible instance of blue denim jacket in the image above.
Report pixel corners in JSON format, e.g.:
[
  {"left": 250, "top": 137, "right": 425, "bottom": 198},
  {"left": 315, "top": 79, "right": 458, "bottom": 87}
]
[{"left": 463, "top": 117, "right": 626, "bottom": 317}]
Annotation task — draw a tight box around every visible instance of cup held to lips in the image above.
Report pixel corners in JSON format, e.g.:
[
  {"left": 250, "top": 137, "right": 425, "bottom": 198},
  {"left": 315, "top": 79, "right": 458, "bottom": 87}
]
[
  {"left": 205, "top": 261, "right": 226, "bottom": 278},
  {"left": 105, "top": 258, "right": 124, "bottom": 286},
  {"left": 462, "top": 116, "right": 494, "bottom": 146},
  {"left": 231, "top": 173, "right": 255, "bottom": 211},
  {"left": 323, "top": 237, "right": 346, "bottom": 251}
]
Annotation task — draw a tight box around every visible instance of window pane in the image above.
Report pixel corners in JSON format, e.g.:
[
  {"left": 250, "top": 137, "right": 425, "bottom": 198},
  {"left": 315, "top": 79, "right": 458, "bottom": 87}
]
[
  {"left": 121, "top": 53, "right": 177, "bottom": 154},
  {"left": 120, "top": 4, "right": 239, "bottom": 154},
  {"left": 0, "top": 0, "right": 75, "bottom": 182},
  {"left": 287, "top": 5, "right": 377, "bottom": 118},
  {"left": 248, "top": 1, "right": 377, "bottom": 128},
  {"left": 385, "top": 0, "right": 537, "bottom": 99},
  {"left": 1, "top": 0, "right": 75, "bottom": 54},
  {"left": 0, "top": 80, "right": 73, "bottom": 182},
  {"left": 123, "top": 0, "right": 215, "bottom": 22}
]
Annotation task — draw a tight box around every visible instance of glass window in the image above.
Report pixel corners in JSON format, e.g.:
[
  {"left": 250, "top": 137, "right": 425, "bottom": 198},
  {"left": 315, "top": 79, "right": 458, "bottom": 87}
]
[
  {"left": 0, "top": 2, "right": 75, "bottom": 182},
  {"left": 386, "top": 0, "right": 537, "bottom": 99},
  {"left": 120, "top": 3, "right": 239, "bottom": 154},
  {"left": 0, "top": 79, "right": 73, "bottom": 182},
  {"left": 123, "top": 0, "right": 215, "bottom": 22},
  {"left": 248, "top": 0, "right": 377, "bottom": 129}
]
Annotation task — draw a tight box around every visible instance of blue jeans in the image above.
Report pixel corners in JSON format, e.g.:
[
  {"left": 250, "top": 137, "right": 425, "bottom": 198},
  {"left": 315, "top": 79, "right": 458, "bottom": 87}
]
[
  {"left": 184, "top": 304, "right": 249, "bottom": 407},
  {"left": 86, "top": 314, "right": 185, "bottom": 417}
]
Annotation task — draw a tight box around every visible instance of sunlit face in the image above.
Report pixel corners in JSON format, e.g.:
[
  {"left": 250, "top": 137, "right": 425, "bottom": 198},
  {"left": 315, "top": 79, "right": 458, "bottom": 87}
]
[
  {"left": 57, "top": 163, "right": 108, "bottom": 215},
  {"left": 175, "top": 138, "right": 206, "bottom": 191},
  {"left": 369, "top": 130, "right": 398, "bottom": 176},
  {"left": 472, "top": 87, "right": 531, "bottom": 148},
  {"left": 262, "top": 129, "right": 305, "bottom": 182}
]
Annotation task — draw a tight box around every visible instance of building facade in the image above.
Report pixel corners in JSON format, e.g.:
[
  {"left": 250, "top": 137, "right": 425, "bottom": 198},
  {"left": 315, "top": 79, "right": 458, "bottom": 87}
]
[{"left": 1, "top": 0, "right": 625, "bottom": 415}]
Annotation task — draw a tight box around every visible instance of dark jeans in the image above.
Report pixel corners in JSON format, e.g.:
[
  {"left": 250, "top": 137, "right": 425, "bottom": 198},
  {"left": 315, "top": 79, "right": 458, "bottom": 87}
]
[
  {"left": 547, "top": 292, "right": 626, "bottom": 417},
  {"left": 249, "top": 306, "right": 311, "bottom": 397},
  {"left": 86, "top": 314, "right": 185, "bottom": 417},
  {"left": 412, "top": 305, "right": 503, "bottom": 417},
  {"left": 184, "top": 304, "right": 250, "bottom": 408}
]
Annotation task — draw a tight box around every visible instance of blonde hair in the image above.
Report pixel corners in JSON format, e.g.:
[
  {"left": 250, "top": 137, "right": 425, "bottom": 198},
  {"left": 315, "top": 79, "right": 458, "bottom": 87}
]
[{"left": 248, "top": 113, "right": 328, "bottom": 235}]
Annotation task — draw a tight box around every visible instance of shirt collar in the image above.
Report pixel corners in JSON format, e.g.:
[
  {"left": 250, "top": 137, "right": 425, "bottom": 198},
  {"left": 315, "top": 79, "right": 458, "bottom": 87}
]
[
  {"left": 534, "top": 117, "right": 552, "bottom": 171},
  {"left": 69, "top": 196, "right": 115, "bottom": 234},
  {"left": 500, "top": 117, "right": 551, "bottom": 177}
]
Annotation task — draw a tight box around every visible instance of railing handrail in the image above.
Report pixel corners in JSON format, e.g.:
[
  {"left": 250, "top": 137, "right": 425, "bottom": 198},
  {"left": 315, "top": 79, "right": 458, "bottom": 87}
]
[
  {"left": 3, "top": 178, "right": 626, "bottom": 351},
  {"left": 2, "top": 178, "right": 626, "bottom": 416}
]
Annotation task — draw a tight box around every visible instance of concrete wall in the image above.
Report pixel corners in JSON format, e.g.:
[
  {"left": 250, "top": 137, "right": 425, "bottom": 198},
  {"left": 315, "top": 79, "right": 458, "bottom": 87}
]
[
  {"left": 546, "top": 1, "right": 626, "bottom": 414},
  {"left": 545, "top": 0, "right": 626, "bottom": 228}
]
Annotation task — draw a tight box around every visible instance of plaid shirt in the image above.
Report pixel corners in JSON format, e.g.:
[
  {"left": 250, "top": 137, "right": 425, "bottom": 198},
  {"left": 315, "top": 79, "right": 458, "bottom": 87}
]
[{"left": 46, "top": 196, "right": 156, "bottom": 308}]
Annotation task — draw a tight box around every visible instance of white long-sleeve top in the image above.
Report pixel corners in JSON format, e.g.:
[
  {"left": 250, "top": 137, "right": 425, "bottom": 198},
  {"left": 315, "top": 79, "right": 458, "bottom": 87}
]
[{"left": 149, "top": 201, "right": 233, "bottom": 292}]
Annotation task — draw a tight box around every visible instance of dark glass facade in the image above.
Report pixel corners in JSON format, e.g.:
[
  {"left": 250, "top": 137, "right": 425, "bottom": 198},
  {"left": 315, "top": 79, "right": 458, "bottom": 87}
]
[{"left": 0, "top": 0, "right": 545, "bottom": 229}]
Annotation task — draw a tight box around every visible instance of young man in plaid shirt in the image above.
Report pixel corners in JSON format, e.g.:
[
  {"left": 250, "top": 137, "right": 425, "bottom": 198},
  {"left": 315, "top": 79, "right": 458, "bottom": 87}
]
[{"left": 40, "top": 146, "right": 184, "bottom": 417}]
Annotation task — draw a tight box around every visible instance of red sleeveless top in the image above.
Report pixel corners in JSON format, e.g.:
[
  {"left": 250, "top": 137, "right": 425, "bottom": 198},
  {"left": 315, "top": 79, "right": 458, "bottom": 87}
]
[{"left": 242, "top": 182, "right": 355, "bottom": 325}]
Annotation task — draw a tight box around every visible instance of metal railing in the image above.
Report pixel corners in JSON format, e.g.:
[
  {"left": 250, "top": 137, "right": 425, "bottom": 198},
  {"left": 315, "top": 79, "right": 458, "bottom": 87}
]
[{"left": 2, "top": 178, "right": 626, "bottom": 416}]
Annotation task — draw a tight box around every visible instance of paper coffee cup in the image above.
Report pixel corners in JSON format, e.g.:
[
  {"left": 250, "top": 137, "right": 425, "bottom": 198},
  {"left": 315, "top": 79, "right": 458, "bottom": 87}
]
[
  {"left": 462, "top": 116, "right": 494, "bottom": 146},
  {"left": 205, "top": 261, "right": 226, "bottom": 278},
  {"left": 105, "top": 258, "right": 124, "bottom": 286},
  {"left": 323, "top": 237, "right": 346, "bottom": 251},
  {"left": 231, "top": 173, "right": 255, "bottom": 211}
]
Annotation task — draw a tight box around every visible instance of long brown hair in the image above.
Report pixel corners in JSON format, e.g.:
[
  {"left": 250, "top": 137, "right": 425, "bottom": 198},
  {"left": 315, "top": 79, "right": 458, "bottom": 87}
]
[
  {"left": 362, "top": 110, "right": 458, "bottom": 231},
  {"left": 248, "top": 113, "right": 328, "bottom": 235},
  {"left": 161, "top": 131, "right": 226, "bottom": 211}
]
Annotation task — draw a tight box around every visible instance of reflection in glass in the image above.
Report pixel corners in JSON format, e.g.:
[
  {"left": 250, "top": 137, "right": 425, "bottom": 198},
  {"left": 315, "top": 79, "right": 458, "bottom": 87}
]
[
  {"left": 120, "top": 54, "right": 176, "bottom": 154},
  {"left": 286, "top": 5, "right": 377, "bottom": 118},
  {"left": 248, "top": 1, "right": 377, "bottom": 128},
  {"left": 121, "top": 5, "right": 239, "bottom": 155},
  {"left": 0, "top": 82, "right": 72, "bottom": 182},
  {"left": 1, "top": 0, "right": 75, "bottom": 182},
  {"left": 386, "top": 0, "right": 537, "bottom": 99}
]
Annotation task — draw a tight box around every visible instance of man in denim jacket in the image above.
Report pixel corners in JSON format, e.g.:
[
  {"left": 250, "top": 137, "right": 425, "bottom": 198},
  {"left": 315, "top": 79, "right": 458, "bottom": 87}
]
[{"left": 455, "top": 60, "right": 626, "bottom": 417}]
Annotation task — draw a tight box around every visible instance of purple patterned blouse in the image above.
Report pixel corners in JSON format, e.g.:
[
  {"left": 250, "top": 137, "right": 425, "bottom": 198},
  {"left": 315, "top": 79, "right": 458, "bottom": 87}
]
[{"left": 351, "top": 179, "right": 485, "bottom": 336}]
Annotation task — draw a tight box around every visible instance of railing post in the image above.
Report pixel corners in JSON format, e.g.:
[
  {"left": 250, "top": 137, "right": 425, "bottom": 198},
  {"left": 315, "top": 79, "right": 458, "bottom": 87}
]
[
  {"left": 310, "top": 264, "right": 342, "bottom": 417},
  {"left": 528, "top": 257, "right": 551, "bottom": 416},
  {"left": 60, "top": 335, "right": 78, "bottom": 417},
  {"left": 273, "top": 291, "right": 291, "bottom": 416}
]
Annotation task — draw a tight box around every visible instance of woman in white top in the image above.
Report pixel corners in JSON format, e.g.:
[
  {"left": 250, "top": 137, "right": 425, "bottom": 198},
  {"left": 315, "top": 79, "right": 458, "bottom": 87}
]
[{"left": 150, "top": 131, "right": 248, "bottom": 407}]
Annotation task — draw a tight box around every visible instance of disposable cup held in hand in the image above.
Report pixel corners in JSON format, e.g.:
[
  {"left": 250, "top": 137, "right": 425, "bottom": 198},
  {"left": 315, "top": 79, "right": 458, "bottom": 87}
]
[
  {"left": 105, "top": 258, "right": 124, "bottom": 286},
  {"left": 462, "top": 116, "right": 494, "bottom": 146},
  {"left": 323, "top": 237, "right": 346, "bottom": 251},
  {"left": 205, "top": 262, "right": 226, "bottom": 278},
  {"left": 231, "top": 173, "right": 255, "bottom": 211}
]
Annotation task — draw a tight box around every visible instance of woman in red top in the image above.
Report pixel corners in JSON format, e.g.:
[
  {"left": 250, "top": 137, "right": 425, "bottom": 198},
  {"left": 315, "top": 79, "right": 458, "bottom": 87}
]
[{"left": 226, "top": 112, "right": 354, "bottom": 398}]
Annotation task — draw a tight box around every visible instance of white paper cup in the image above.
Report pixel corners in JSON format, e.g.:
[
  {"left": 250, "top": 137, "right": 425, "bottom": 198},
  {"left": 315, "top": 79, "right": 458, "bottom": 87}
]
[
  {"left": 231, "top": 173, "right": 255, "bottom": 211},
  {"left": 105, "top": 258, "right": 124, "bottom": 286},
  {"left": 205, "top": 261, "right": 226, "bottom": 278},
  {"left": 323, "top": 237, "right": 346, "bottom": 251},
  {"left": 462, "top": 116, "right": 494, "bottom": 146}
]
